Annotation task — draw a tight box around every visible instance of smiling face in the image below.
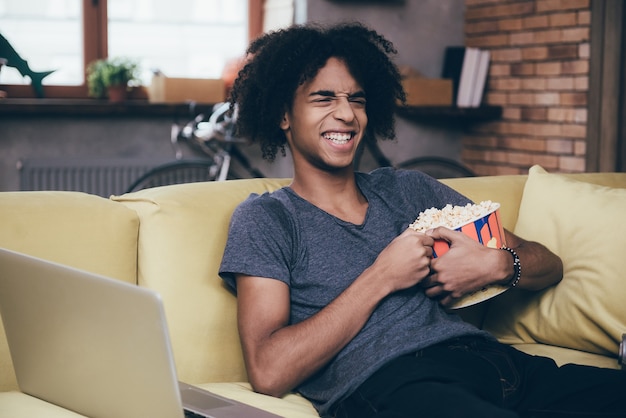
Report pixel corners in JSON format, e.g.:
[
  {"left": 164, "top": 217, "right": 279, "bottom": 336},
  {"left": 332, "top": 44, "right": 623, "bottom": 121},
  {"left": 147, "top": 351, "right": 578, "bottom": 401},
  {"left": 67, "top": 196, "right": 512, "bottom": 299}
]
[{"left": 280, "top": 57, "right": 367, "bottom": 175}]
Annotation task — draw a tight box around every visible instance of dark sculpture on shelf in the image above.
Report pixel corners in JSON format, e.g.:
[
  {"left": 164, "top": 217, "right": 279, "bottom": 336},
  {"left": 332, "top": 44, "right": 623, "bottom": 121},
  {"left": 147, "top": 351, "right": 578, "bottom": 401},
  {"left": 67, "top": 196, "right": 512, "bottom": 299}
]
[{"left": 0, "top": 33, "right": 55, "bottom": 98}]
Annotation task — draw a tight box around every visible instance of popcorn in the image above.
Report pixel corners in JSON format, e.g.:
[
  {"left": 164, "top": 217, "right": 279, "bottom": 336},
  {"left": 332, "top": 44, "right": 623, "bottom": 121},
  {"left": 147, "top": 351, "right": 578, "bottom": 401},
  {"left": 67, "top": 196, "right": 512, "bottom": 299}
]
[{"left": 409, "top": 201, "right": 500, "bottom": 232}]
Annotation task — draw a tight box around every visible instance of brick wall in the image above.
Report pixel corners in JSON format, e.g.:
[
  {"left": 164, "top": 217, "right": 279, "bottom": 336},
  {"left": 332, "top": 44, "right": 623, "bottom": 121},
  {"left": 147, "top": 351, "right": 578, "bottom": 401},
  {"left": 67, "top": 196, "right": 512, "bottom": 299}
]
[{"left": 462, "top": 0, "right": 591, "bottom": 175}]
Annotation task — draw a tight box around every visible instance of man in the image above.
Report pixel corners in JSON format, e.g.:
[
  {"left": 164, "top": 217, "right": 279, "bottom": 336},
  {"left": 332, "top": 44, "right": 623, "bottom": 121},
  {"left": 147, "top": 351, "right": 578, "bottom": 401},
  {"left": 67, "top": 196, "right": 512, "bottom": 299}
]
[{"left": 219, "top": 22, "right": 626, "bottom": 418}]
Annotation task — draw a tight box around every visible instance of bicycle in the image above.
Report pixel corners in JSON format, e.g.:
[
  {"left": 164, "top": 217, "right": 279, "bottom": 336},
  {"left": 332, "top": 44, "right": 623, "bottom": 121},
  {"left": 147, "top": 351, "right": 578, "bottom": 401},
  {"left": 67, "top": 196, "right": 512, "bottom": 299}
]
[
  {"left": 354, "top": 138, "right": 475, "bottom": 179},
  {"left": 126, "top": 102, "right": 475, "bottom": 193},
  {"left": 125, "top": 102, "right": 265, "bottom": 193}
]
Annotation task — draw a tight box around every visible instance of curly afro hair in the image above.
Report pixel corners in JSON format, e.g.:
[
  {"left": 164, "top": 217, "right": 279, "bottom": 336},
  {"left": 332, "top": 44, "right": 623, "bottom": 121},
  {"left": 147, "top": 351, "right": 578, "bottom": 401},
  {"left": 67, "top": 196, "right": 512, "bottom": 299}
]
[{"left": 228, "top": 22, "right": 406, "bottom": 161}]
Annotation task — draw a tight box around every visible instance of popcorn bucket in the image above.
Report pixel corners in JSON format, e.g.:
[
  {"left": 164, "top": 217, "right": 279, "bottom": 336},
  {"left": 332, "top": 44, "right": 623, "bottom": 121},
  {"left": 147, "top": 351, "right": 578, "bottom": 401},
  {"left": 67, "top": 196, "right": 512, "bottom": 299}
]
[
  {"left": 432, "top": 204, "right": 506, "bottom": 258},
  {"left": 424, "top": 203, "right": 509, "bottom": 310}
]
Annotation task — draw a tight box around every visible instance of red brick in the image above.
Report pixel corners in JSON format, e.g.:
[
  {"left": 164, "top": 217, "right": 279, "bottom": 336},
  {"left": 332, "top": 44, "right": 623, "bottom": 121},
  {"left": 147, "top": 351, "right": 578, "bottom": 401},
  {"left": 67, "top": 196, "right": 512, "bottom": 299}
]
[
  {"left": 521, "top": 107, "right": 548, "bottom": 120},
  {"left": 489, "top": 63, "right": 511, "bottom": 76},
  {"left": 536, "top": 62, "right": 562, "bottom": 75},
  {"left": 466, "top": 20, "right": 500, "bottom": 34},
  {"left": 485, "top": 92, "right": 508, "bottom": 105},
  {"left": 463, "top": 0, "right": 592, "bottom": 176},
  {"left": 547, "top": 107, "right": 587, "bottom": 123},
  {"left": 502, "top": 107, "right": 522, "bottom": 120},
  {"left": 523, "top": 15, "right": 549, "bottom": 29},
  {"left": 502, "top": 136, "right": 547, "bottom": 151},
  {"left": 534, "top": 29, "right": 563, "bottom": 44},
  {"left": 533, "top": 154, "right": 559, "bottom": 170},
  {"left": 535, "top": 92, "right": 561, "bottom": 105},
  {"left": 509, "top": 151, "right": 535, "bottom": 166},
  {"left": 491, "top": 48, "right": 523, "bottom": 62},
  {"left": 549, "top": 12, "right": 578, "bottom": 27},
  {"left": 533, "top": 122, "right": 563, "bottom": 136},
  {"left": 467, "top": 33, "right": 510, "bottom": 47},
  {"left": 547, "top": 44, "right": 579, "bottom": 59},
  {"left": 494, "top": 77, "right": 522, "bottom": 90},
  {"left": 510, "top": 31, "right": 536, "bottom": 45},
  {"left": 508, "top": 93, "right": 535, "bottom": 105},
  {"left": 521, "top": 77, "right": 547, "bottom": 90},
  {"left": 546, "top": 76, "right": 575, "bottom": 90},
  {"left": 558, "top": 155, "right": 586, "bottom": 172},
  {"left": 505, "top": 122, "right": 530, "bottom": 136},
  {"left": 561, "top": 27, "right": 590, "bottom": 42},
  {"left": 536, "top": 0, "right": 590, "bottom": 13},
  {"left": 466, "top": 2, "right": 535, "bottom": 21},
  {"left": 561, "top": 124, "right": 587, "bottom": 138},
  {"left": 498, "top": 18, "right": 524, "bottom": 31},
  {"left": 510, "top": 62, "right": 535, "bottom": 76},
  {"left": 574, "top": 76, "right": 588, "bottom": 90},
  {"left": 574, "top": 139, "right": 586, "bottom": 155},
  {"left": 546, "top": 138, "right": 574, "bottom": 154},
  {"left": 561, "top": 60, "right": 589, "bottom": 74},
  {"left": 560, "top": 92, "right": 587, "bottom": 105},
  {"left": 578, "top": 43, "right": 590, "bottom": 58},
  {"left": 522, "top": 47, "right": 549, "bottom": 60},
  {"left": 494, "top": 150, "right": 513, "bottom": 163},
  {"left": 578, "top": 10, "right": 591, "bottom": 25}
]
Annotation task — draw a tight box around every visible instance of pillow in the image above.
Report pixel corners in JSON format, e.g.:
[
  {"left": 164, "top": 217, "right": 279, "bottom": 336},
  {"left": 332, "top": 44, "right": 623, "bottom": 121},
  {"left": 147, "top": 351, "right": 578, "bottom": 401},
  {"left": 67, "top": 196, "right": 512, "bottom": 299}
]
[{"left": 483, "top": 165, "right": 626, "bottom": 357}]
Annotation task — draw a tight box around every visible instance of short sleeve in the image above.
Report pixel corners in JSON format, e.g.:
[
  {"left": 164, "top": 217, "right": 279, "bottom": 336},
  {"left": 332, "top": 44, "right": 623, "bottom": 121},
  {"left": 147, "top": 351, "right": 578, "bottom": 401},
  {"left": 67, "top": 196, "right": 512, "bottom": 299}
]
[{"left": 219, "top": 193, "right": 296, "bottom": 291}]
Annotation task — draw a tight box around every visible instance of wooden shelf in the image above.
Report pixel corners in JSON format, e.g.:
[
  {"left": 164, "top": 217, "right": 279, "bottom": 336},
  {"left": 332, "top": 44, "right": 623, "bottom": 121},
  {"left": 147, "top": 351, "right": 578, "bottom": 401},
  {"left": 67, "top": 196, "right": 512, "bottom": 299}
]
[
  {"left": 0, "top": 98, "right": 215, "bottom": 118},
  {"left": 0, "top": 99, "right": 502, "bottom": 124},
  {"left": 396, "top": 105, "right": 502, "bottom": 124}
]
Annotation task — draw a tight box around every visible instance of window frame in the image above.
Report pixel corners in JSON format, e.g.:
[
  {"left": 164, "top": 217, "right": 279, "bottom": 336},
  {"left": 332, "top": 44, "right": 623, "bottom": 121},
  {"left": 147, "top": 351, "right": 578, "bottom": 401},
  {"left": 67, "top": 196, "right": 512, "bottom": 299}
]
[{"left": 1, "top": 0, "right": 263, "bottom": 99}]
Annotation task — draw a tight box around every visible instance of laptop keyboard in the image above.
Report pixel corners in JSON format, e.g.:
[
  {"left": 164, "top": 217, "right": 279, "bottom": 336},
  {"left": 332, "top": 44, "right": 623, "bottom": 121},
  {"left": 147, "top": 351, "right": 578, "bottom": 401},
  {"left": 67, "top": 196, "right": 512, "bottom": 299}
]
[{"left": 184, "top": 409, "right": 209, "bottom": 418}]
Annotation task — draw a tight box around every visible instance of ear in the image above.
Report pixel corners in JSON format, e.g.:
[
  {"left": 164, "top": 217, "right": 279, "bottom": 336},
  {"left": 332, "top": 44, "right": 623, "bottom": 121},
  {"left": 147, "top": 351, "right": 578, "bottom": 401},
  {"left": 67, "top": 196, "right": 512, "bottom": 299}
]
[{"left": 280, "top": 112, "right": 290, "bottom": 131}]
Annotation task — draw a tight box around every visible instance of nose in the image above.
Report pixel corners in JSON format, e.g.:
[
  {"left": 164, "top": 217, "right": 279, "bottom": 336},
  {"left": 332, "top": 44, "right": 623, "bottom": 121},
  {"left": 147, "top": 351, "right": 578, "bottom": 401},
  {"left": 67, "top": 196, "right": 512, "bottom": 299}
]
[{"left": 333, "top": 96, "right": 356, "bottom": 122}]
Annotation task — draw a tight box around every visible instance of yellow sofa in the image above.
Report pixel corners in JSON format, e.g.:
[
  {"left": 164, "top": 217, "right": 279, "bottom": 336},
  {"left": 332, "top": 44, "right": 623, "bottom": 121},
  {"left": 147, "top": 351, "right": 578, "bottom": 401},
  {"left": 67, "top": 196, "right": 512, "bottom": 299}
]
[{"left": 1, "top": 167, "right": 625, "bottom": 417}]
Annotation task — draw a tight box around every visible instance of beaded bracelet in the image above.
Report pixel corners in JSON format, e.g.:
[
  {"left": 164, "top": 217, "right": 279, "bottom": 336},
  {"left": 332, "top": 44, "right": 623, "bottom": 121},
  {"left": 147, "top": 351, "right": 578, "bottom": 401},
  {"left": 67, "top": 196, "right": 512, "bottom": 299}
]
[{"left": 501, "top": 246, "right": 521, "bottom": 287}]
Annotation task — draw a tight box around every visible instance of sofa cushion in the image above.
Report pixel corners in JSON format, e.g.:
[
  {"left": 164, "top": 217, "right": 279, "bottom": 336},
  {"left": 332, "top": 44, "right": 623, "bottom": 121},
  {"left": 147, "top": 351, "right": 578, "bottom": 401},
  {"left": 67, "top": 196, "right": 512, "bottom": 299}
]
[
  {"left": 113, "top": 179, "right": 291, "bottom": 385},
  {"left": 200, "top": 383, "right": 319, "bottom": 418},
  {"left": 0, "top": 191, "right": 140, "bottom": 392},
  {"left": 0, "top": 191, "right": 139, "bottom": 282},
  {"left": 484, "top": 165, "right": 626, "bottom": 358}
]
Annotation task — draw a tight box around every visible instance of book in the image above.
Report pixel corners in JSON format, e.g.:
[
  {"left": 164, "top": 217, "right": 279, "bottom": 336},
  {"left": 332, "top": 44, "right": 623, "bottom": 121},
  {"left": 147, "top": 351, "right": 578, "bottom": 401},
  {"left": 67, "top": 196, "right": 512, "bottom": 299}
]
[
  {"left": 441, "top": 46, "right": 466, "bottom": 105},
  {"left": 471, "top": 50, "right": 491, "bottom": 107},
  {"left": 442, "top": 46, "right": 490, "bottom": 108},
  {"left": 456, "top": 47, "right": 481, "bottom": 107}
]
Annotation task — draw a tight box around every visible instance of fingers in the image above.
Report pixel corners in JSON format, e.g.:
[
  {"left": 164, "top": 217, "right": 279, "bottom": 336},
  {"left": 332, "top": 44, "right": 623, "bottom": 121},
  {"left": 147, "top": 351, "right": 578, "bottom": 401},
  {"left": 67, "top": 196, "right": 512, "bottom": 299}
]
[
  {"left": 426, "top": 226, "right": 462, "bottom": 243},
  {"left": 402, "top": 227, "right": 435, "bottom": 247},
  {"left": 422, "top": 277, "right": 456, "bottom": 307}
]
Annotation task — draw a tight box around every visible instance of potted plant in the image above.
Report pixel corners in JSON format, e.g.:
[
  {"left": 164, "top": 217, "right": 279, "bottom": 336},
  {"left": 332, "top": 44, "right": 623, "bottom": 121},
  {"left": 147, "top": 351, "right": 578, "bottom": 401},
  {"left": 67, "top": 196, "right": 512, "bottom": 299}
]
[{"left": 86, "top": 57, "right": 140, "bottom": 102}]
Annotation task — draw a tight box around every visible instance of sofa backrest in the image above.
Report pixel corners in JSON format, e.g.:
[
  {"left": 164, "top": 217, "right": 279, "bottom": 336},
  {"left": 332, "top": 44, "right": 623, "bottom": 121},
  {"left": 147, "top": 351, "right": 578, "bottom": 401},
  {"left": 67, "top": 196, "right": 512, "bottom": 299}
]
[
  {"left": 109, "top": 174, "right": 535, "bottom": 384},
  {"left": 112, "top": 178, "right": 291, "bottom": 384},
  {"left": 0, "top": 191, "right": 140, "bottom": 392},
  {"left": 3, "top": 171, "right": 624, "bottom": 392}
]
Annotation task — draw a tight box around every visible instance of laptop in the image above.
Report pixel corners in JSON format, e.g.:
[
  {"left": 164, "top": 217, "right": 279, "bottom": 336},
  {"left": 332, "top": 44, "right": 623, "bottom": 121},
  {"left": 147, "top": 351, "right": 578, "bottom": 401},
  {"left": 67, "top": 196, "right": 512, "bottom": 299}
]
[{"left": 0, "top": 248, "right": 281, "bottom": 418}]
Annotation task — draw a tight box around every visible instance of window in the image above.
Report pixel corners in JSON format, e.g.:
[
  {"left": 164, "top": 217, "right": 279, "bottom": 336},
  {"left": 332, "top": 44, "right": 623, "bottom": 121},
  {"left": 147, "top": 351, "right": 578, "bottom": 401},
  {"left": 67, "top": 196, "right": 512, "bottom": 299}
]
[{"left": 0, "top": 0, "right": 262, "bottom": 99}]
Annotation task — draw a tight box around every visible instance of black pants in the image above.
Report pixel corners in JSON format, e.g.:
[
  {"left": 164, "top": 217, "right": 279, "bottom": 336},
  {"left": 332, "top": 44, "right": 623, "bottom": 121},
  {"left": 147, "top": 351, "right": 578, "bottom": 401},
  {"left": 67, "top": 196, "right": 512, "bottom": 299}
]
[{"left": 330, "top": 336, "right": 626, "bottom": 418}]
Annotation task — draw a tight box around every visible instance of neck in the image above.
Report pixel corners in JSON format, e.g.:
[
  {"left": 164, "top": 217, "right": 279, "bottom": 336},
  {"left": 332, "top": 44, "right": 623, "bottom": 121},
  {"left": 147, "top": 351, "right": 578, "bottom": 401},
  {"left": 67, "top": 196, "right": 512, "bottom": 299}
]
[{"left": 290, "top": 166, "right": 368, "bottom": 224}]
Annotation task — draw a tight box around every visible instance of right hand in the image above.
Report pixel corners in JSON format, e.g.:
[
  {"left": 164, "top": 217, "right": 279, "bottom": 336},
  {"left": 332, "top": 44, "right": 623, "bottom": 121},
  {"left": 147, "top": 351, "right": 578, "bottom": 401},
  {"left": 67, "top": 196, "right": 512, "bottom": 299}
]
[{"left": 371, "top": 228, "right": 434, "bottom": 294}]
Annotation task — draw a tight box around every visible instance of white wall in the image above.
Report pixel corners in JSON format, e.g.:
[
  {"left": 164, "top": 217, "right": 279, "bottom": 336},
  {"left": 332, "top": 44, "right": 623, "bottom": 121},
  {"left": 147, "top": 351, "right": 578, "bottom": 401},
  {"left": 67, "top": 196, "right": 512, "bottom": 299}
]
[{"left": 304, "top": 0, "right": 466, "bottom": 172}]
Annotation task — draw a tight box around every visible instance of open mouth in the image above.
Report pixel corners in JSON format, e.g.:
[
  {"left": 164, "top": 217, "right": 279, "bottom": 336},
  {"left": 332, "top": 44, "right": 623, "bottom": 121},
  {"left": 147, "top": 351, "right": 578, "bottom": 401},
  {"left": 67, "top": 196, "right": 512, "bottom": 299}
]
[{"left": 323, "top": 131, "right": 353, "bottom": 145}]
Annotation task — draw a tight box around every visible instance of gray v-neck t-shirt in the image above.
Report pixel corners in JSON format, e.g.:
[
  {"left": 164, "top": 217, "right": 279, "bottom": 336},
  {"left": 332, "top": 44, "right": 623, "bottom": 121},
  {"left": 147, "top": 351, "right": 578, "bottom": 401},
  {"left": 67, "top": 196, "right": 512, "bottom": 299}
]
[{"left": 220, "top": 167, "right": 491, "bottom": 415}]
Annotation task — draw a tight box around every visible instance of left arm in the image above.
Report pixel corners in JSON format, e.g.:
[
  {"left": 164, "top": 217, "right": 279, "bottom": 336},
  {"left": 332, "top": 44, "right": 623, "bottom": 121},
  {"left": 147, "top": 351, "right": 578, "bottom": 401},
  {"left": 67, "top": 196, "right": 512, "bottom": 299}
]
[{"left": 422, "top": 228, "right": 563, "bottom": 306}]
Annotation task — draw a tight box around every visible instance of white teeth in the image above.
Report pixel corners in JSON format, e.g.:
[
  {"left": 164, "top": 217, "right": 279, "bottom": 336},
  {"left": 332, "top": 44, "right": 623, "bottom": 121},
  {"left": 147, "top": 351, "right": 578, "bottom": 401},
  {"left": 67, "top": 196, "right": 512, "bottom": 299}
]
[{"left": 324, "top": 132, "right": 351, "bottom": 144}]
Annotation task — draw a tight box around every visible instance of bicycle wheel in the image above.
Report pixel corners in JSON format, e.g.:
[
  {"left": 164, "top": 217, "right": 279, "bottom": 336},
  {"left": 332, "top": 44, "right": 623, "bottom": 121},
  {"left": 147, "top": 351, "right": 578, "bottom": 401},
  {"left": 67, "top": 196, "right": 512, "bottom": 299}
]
[
  {"left": 125, "top": 160, "right": 219, "bottom": 193},
  {"left": 397, "top": 156, "right": 475, "bottom": 179}
]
